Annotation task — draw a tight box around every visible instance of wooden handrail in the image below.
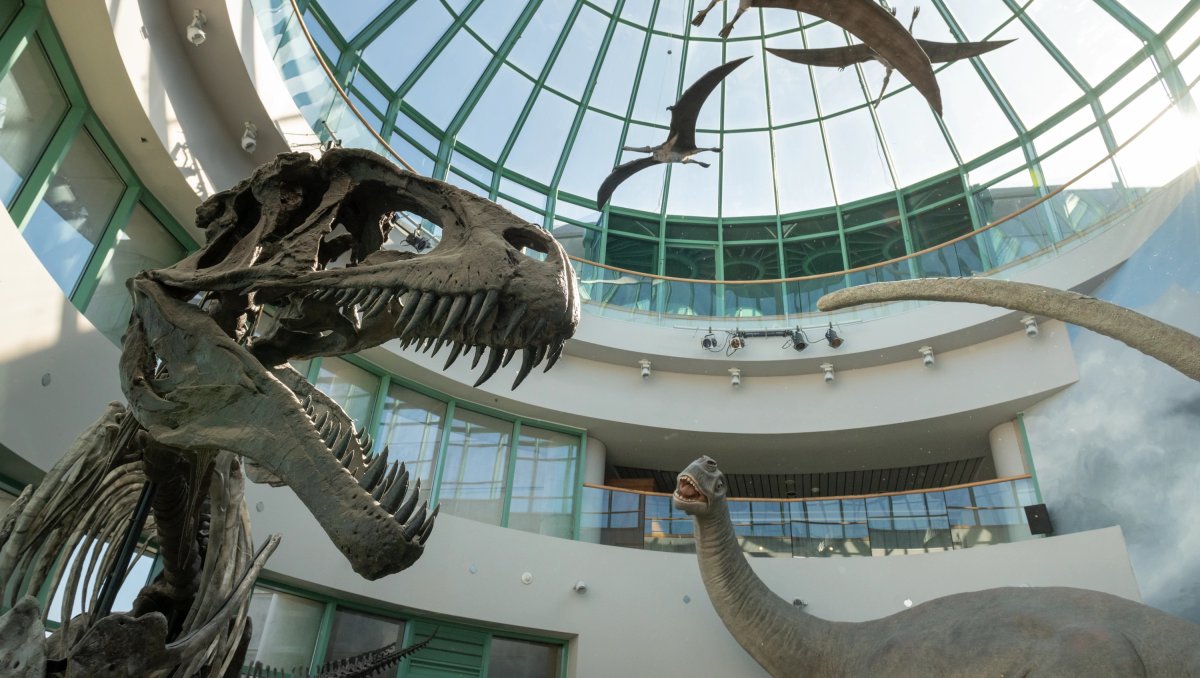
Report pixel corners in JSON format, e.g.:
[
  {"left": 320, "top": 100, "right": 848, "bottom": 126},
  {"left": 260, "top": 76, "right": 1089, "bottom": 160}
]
[
  {"left": 282, "top": 0, "right": 1190, "bottom": 287},
  {"left": 583, "top": 474, "right": 1032, "bottom": 504}
]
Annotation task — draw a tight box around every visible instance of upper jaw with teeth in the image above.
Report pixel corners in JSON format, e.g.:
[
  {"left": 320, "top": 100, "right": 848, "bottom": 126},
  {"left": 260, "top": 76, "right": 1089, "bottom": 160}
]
[{"left": 674, "top": 474, "right": 707, "bottom": 504}]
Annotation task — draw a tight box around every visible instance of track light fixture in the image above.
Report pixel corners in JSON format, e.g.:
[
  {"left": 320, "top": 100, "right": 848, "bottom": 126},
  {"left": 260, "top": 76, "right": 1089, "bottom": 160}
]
[
  {"left": 919, "top": 345, "right": 935, "bottom": 367},
  {"left": 729, "top": 334, "right": 746, "bottom": 350},
  {"left": 790, "top": 329, "right": 808, "bottom": 352},
  {"left": 701, "top": 329, "right": 719, "bottom": 350},
  {"left": 824, "top": 323, "right": 844, "bottom": 349},
  {"left": 728, "top": 367, "right": 742, "bottom": 388},
  {"left": 821, "top": 363, "right": 835, "bottom": 383},
  {"left": 638, "top": 359, "right": 651, "bottom": 380},
  {"left": 187, "top": 9, "right": 207, "bottom": 46},
  {"left": 1021, "top": 315, "right": 1039, "bottom": 337},
  {"left": 404, "top": 229, "right": 430, "bottom": 252}
]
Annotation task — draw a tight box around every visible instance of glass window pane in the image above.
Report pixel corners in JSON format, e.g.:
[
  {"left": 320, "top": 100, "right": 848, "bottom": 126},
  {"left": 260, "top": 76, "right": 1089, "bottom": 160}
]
[
  {"left": 245, "top": 587, "right": 324, "bottom": 671},
  {"left": 84, "top": 204, "right": 186, "bottom": 343},
  {"left": 508, "top": 426, "right": 580, "bottom": 538},
  {"left": 21, "top": 130, "right": 126, "bottom": 294},
  {"left": 325, "top": 607, "right": 405, "bottom": 663},
  {"left": 0, "top": 38, "right": 70, "bottom": 206},
  {"left": 489, "top": 637, "right": 561, "bottom": 678},
  {"left": 375, "top": 382, "right": 446, "bottom": 503},
  {"left": 438, "top": 408, "right": 511, "bottom": 525},
  {"left": 314, "top": 357, "right": 379, "bottom": 429}
]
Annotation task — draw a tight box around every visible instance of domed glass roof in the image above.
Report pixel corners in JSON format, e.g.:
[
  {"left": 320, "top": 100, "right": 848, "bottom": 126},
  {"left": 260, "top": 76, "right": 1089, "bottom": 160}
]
[{"left": 294, "top": 0, "right": 1197, "bottom": 281}]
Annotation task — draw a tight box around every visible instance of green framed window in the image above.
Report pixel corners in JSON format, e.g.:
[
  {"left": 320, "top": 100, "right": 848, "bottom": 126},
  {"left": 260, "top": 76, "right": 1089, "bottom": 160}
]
[
  {"left": 244, "top": 580, "right": 568, "bottom": 677},
  {"left": 301, "top": 355, "right": 587, "bottom": 539},
  {"left": 0, "top": 1, "right": 197, "bottom": 338}
]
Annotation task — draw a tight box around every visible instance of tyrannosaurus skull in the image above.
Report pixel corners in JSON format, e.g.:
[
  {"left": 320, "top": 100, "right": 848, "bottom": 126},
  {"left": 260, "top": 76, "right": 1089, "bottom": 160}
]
[{"left": 120, "top": 149, "right": 580, "bottom": 579}]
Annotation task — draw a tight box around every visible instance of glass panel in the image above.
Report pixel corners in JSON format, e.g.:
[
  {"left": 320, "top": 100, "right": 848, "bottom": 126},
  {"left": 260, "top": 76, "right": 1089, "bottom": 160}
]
[
  {"left": 325, "top": 608, "right": 405, "bottom": 663},
  {"left": 844, "top": 221, "right": 908, "bottom": 268},
  {"left": 245, "top": 587, "right": 324, "bottom": 671},
  {"left": 488, "top": 637, "right": 561, "bottom": 678},
  {"left": 438, "top": 408, "right": 512, "bottom": 525},
  {"left": 0, "top": 2, "right": 20, "bottom": 34},
  {"left": 314, "top": 357, "right": 379, "bottom": 430},
  {"left": 21, "top": 130, "right": 125, "bottom": 294},
  {"left": 0, "top": 38, "right": 70, "bottom": 206},
  {"left": 375, "top": 382, "right": 447, "bottom": 503},
  {"left": 508, "top": 426, "right": 580, "bottom": 538},
  {"left": 84, "top": 204, "right": 186, "bottom": 343}
]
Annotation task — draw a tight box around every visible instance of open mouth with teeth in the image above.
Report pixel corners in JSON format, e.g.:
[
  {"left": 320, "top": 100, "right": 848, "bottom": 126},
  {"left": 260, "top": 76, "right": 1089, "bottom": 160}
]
[{"left": 674, "top": 474, "right": 708, "bottom": 506}]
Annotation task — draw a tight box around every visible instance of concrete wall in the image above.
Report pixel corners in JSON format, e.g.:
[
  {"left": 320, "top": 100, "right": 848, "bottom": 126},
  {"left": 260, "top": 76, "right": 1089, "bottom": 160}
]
[{"left": 1022, "top": 167, "right": 1200, "bottom": 623}]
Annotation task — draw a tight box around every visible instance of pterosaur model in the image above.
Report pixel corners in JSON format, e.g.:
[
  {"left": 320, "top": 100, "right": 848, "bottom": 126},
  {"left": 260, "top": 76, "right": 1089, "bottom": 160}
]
[
  {"left": 690, "top": 0, "right": 942, "bottom": 115},
  {"left": 768, "top": 7, "right": 1014, "bottom": 109},
  {"left": 597, "top": 56, "right": 751, "bottom": 209}
]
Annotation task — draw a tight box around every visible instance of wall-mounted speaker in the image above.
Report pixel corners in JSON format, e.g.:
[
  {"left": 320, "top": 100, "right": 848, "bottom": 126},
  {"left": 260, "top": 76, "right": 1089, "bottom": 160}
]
[{"left": 1024, "top": 503, "right": 1053, "bottom": 535}]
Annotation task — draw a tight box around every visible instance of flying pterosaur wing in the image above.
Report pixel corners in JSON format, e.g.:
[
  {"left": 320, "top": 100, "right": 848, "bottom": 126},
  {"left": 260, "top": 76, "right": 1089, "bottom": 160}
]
[
  {"left": 597, "top": 156, "right": 664, "bottom": 209},
  {"left": 766, "top": 44, "right": 876, "bottom": 69},
  {"left": 917, "top": 38, "right": 1015, "bottom": 64},
  {"left": 668, "top": 56, "right": 752, "bottom": 151},
  {"left": 757, "top": 0, "right": 941, "bottom": 115}
]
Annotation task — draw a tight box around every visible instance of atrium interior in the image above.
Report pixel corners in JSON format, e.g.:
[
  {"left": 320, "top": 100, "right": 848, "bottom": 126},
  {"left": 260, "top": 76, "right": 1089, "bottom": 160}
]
[{"left": 0, "top": 0, "right": 1198, "bottom": 675}]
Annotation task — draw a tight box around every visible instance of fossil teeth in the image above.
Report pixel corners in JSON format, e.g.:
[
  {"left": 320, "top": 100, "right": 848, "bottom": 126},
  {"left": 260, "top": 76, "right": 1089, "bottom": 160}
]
[
  {"left": 522, "top": 318, "right": 547, "bottom": 346},
  {"left": 334, "top": 289, "right": 356, "bottom": 305},
  {"left": 501, "top": 347, "right": 517, "bottom": 368},
  {"left": 401, "top": 292, "right": 436, "bottom": 339},
  {"left": 430, "top": 338, "right": 446, "bottom": 357},
  {"left": 320, "top": 416, "right": 335, "bottom": 440},
  {"left": 350, "top": 288, "right": 372, "bottom": 306},
  {"left": 463, "top": 291, "right": 484, "bottom": 328},
  {"left": 360, "top": 287, "right": 390, "bottom": 318},
  {"left": 473, "top": 346, "right": 504, "bottom": 387},
  {"left": 499, "top": 303, "right": 527, "bottom": 342},
  {"left": 393, "top": 290, "right": 421, "bottom": 331},
  {"left": 418, "top": 504, "right": 440, "bottom": 544},
  {"left": 393, "top": 478, "right": 421, "bottom": 523},
  {"left": 443, "top": 341, "right": 464, "bottom": 370},
  {"left": 331, "top": 425, "right": 353, "bottom": 463},
  {"left": 360, "top": 445, "right": 390, "bottom": 492},
  {"left": 380, "top": 462, "right": 409, "bottom": 513},
  {"left": 323, "top": 421, "right": 341, "bottom": 448},
  {"left": 544, "top": 339, "right": 565, "bottom": 372},
  {"left": 300, "top": 394, "right": 312, "bottom": 412},
  {"left": 345, "top": 304, "right": 363, "bottom": 330},
  {"left": 314, "top": 288, "right": 339, "bottom": 301},
  {"left": 431, "top": 295, "right": 452, "bottom": 328},
  {"left": 470, "top": 344, "right": 486, "bottom": 369},
  {"left": 313, "top": 410, "right": 329, "bottom": 431},
  {"left": 372, "top": 463, "right": 400, "bottom": 501},
  {"left": 402, "top": 503, "right": 428, "bottom": 541},
  {"left": 473, "top": 289, "right": 500, "bottom": 332},
  {"left": 439, "top": 296, "right": 467, "bottom": 339},
  {"left": 511, "top": 347, "right": 536, "bottom": 390},
  {"left": 532, "top": 343, "right": 547, "bottom": 368}
]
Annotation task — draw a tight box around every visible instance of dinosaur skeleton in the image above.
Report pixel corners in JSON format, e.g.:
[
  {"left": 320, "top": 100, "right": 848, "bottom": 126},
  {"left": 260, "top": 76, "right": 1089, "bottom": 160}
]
[{"left": 0, "top": 148, "right": 579, "bottom": 676}]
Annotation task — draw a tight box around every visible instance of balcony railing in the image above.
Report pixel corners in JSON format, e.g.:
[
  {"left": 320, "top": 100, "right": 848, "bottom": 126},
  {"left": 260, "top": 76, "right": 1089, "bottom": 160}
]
[{"left": 579, "top": 475, "right": 1040, "bottom": 558}]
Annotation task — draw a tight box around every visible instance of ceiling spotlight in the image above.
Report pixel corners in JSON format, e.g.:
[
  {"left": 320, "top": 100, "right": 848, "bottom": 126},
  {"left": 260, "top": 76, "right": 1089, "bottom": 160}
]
[
  {"left": 241, "top": 122, "right": 257, "bottom": 153},
  {"left": 919, "top": 345, "right": 935, "bottom": 367},
  {"left": 187, "top": 9, "right": 207, "bottom": 46},
  {"left": 702, "top": 331, "right": 718, "bottom": 350},
  {"left": 821, "top": 363, "right": 834, "bottom": 383},
  {"left": 790, "top": 329, "right": 808, "bottom": 352},
  {"left": 824, "top": 323, "right": 844, "bottom": 349},
  {"left": 573, "top": 580, "right": 588, "bottom": 594},
  {"left": 638, "top": 359, "right": 651, "bottom": 380},
  {"left": 730, "top": 334, "right": 746, "bottom": 350},
  {"left": 729, "top": 367, "right": 742, "bottom": 388},
  {"left": 1021, "top": 315, "right": 1039, "bottom": 337}
]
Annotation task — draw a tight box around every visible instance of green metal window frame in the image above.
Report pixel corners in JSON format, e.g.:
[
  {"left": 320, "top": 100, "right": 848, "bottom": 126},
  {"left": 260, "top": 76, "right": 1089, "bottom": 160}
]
[
  {"left": 0, "top": 0, "right": 198, "bottom": 315},
  {"left": 294, "top": 0, "right": 1200, "bottom": 285},
  {"left": 303, "top": 354, "right": 589, "bottom": 540},
  {"left": 251, "top": 577, "right": 570, "bottom": 677}
]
